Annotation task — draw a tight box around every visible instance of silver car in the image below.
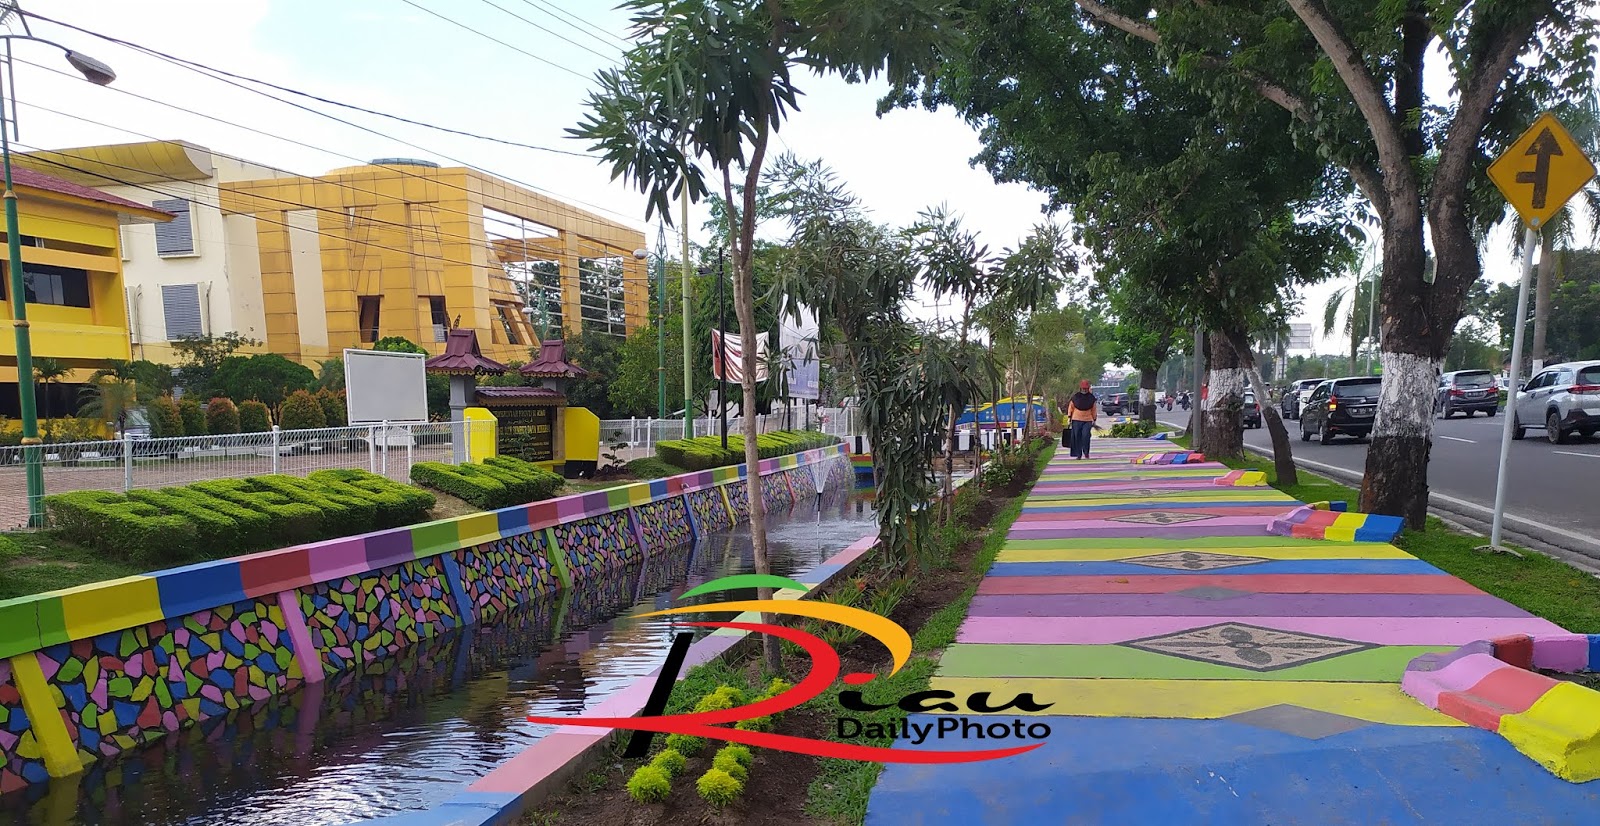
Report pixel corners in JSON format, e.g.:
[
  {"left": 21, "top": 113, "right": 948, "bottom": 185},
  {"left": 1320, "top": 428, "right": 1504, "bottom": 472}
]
[{"left": 1512, "top": 360, "right": 1600, "bottom": 444}]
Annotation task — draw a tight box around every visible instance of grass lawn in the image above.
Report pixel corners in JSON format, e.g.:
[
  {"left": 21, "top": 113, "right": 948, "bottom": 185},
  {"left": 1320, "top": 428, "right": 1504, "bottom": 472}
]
[{"left": 1181, "top": 435, "right": 1600, "bottom": 634}]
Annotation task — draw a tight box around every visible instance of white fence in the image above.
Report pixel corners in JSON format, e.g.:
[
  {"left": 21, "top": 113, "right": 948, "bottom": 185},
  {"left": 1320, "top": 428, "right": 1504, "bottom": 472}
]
[{"left": 0, "top": 420, "right": 494, "bottom": 530}]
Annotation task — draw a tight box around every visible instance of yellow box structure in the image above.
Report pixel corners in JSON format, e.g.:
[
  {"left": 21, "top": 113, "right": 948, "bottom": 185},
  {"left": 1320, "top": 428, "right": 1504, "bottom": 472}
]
[
  {"left": 463, "top": 406, "right": 498, "bottom": 463},
  {"left": 20, "top": 143, "right": 649, "bottom": 369},
  {"left": 562, "top": 406, "right": 600, "bottom": 464},
  {"left": 0, "top": 167, "right": 172, "bottom": 418}
]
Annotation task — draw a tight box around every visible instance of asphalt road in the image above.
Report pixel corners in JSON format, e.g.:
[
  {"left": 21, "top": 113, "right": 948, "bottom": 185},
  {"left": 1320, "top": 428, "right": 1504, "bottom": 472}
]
[{"left": 1156, "top": 407, "right": 1600, "bottom": 557}]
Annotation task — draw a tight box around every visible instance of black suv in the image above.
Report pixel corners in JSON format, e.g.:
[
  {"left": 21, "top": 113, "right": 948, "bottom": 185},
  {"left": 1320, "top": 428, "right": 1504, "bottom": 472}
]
[
  {"left": 1435, "top": 369, "right": 1499, "bottom": 418},
  {"left": 1299, "top": 377, "right": 1382, "bottom": 444},
  {"left": 1101, "top": 393, "right": 1128, "bottom": 415}
]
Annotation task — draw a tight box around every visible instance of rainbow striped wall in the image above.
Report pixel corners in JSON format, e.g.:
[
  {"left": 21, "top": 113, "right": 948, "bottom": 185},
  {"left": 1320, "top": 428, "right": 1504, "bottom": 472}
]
[{"left": 0, "top": 444, "right": 848, "bottom": 793}]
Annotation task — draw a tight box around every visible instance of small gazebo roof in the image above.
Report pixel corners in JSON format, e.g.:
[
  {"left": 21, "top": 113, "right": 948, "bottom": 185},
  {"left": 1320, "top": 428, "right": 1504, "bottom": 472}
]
[
  {"left": 520, "top": 339, "right": 589, "bottom": 378},
  {"left": 425, "top": 328, "right": 508, "bottom": 376},
  {"left": 475, "top": 386, "right": 567, "bottom": 407}
]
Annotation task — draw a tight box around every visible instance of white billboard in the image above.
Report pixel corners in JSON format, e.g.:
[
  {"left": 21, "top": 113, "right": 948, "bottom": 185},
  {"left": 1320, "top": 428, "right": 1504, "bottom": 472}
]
[{"left": 343, "top": 349, "right": 428, "bottom": 424}]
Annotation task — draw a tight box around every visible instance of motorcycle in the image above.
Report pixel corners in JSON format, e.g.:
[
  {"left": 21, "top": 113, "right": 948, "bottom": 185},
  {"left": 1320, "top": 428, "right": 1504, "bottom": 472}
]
[{"left": 1178, "top": 395, "right": 1191, "bottom": 411}]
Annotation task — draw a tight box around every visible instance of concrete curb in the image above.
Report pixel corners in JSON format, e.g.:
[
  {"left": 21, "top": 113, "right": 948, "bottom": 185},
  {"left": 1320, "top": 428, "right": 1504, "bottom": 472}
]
[{"left": 1240, "top": 444, "right": 1600, "bottom": 577}]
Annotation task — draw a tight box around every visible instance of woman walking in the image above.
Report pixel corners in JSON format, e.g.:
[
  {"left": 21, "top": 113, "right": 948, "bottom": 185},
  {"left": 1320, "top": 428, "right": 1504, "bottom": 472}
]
[{"left": 1066, "top": 380, "right": 1099, "bottom": 459}]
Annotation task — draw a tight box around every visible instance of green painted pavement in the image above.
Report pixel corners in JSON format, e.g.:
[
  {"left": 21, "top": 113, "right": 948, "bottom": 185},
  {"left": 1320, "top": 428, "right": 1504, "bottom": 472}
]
[{"left": 1000, "top": 536, "right": 1375, "bottom": 551}]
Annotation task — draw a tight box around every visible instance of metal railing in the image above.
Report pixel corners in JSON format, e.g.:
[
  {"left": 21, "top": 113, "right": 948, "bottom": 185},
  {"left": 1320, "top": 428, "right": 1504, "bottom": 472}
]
[{"left": 0, "top": 420, "right": 494, "bottom": 530}]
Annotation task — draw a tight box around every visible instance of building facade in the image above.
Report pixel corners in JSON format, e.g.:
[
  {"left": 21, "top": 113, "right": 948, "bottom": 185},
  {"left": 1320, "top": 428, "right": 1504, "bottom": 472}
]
[
  {"left": 0, "top": 167, "right": 172, "bottom": 421},
  {"left": 20, "top": 141, "right": 649, "bottom": 369}
]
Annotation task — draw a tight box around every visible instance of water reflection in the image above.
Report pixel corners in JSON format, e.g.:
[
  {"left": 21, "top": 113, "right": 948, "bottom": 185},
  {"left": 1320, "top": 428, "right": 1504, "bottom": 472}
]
[{"left": 2, "top": 488, "right": 873, "bottom": 826}]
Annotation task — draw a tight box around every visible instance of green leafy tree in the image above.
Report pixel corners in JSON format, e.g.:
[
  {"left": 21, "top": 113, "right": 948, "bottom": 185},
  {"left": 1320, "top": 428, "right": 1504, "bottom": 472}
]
[
  {"left": 148, "top": 395, "right": 184, "bottom": 438},
  {"left": 316, "top": 389, "right": 348, "bottom": 427},
  {"left": 279, "top": 390, "right": 327, "bottom": 431},
  {"left": 316, "top": 358, "right": 345, "bottom": 392},
  {"left": 371, "top": 336, "right": 426, "bottom": 354},
  {"left": 77, "top": 361, "right": 142, "bottom": 435},
  {"left": 204, "top": 396, "right": 238, "bottom": 435},
  {"left": 179, "top": 398, "right": 207, "bottom": 436},
  {"left": 211, "top": 354, "right": 315, "bottom": 418},
  {"left": 31, "top": 357, "right": 70, "bottom": 436},
  {"left": 1048, "top": 0, "right": 1599, "bottom": 524},
  {"left": 234, "top": 399, "right": 266, "bottom": 434},
  {"left": 611, "top": 321, "right": 684, "bottom": 418},
  {"left": 563, "top": 332, "right": 622, "bottom": 418},
  {"left": 1108, "top": 286, "right": 1180, "bottom": 425},
  {"left": 172, "top": 332, "right": 256, "bottom": 394}
]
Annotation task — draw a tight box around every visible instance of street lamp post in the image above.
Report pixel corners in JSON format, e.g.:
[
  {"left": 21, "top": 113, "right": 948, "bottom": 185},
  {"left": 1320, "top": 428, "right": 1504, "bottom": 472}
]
[
  {"left": 633, "top": 235, "right": 669, "bottom": 422},
  {"left": 1, "top": 30, "right": 116, "bottom": 526}
]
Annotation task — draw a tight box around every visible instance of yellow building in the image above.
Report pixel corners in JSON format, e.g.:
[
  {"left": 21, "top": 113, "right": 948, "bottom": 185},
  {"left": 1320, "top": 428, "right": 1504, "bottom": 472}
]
[
  {"left": 19, "top": 142, "right": 649, "bottom": 368},
  {"left": 0, "top": 167, "right": 172, "bottom": 422}
]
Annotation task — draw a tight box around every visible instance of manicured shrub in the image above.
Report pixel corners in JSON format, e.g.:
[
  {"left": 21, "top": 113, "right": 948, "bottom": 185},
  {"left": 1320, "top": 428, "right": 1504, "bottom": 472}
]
[
  {"left": 315, "top": 389, "right": 348, "bottom": 428},
  {"left": 410, "top": 456, "right": 563, "bottom": 509},
  {"left": 695, "top": 767, "right": 743, "bottom": 808},
  {"left": 148, "top": 395, "right": 184, "bottom": 438},
  {"left": 717, "top": 744, "right": 753, "bottom": 768},
  {"left": 711, "top": 749, "right": 748, "bottom": 782},
  {"left": 663, "top": 732, "right": 704, "bottom": 756},
  {"left": 279, "top": 390, "right": 326, "bottom": 430},
  {"left": 626, "top": 764, "right": 672, "bottom": 804},
  {"left": 655, "top": 430, "right": 839, "bottom": 471},
  {"left": 1108, "top": 420, "right": 1158, "bottom": 438},
  {"left": 694, "top": 690, "right": 736, "bottom": 713},
  {"left": 649, "top": 748, "right": 686, "bottom": 778},
  {"left": 236, "top": 399, "right": 269, "bottom": 433},
  {"left": 45, "top": 470, "right": 433, "bottom": 565},
  {"left": 207, "top": 397, "right": 242, "bottom": 434},
  {"left": 178, "top": 398, "right": 207, "bottom": 436}
]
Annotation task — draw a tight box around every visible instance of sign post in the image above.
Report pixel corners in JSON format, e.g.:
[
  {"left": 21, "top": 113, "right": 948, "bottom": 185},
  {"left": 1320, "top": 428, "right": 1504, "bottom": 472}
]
[{"left": 1484, "top": 112, "right": 1596, "bottom": 550}]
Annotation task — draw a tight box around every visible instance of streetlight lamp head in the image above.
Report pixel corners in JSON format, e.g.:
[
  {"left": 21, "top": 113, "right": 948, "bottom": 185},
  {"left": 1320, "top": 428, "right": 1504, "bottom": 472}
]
[
  {"left": 632, "top": 248, "right": 648, "bottom": 260},
  {"left": 64, "top": 50, "right": 115, "bottom": 85}
]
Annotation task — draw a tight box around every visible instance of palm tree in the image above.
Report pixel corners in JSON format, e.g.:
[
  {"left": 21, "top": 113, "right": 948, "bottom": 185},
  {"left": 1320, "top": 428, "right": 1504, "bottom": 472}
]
[
  {"left": 78, "top": 360, "right": 140, "bottom": 437},
  {"left": 32, "top": 357, "right": 70, "bottom": 438},
  {"left": 1323, "top": 241, "right": 1381, "bottom": 375}
]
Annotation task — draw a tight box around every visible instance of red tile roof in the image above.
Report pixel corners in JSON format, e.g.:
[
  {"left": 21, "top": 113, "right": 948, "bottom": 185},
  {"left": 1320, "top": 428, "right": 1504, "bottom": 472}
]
[
  {"left": 425, "top": 328, "right": 509, "bottom": 375},
  {"left": 12, "top": 166, "right": 171, "bottom": 215},
  {"left": 521, "top": 339, "right": 589, "bottom": 377}
]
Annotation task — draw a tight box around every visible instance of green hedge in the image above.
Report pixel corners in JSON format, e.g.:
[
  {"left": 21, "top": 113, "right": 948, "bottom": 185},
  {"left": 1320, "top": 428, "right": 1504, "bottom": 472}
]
[
  {"left": 655, "top": 430, "right": 840, "bottom": 471},
  {"left": 410, "top": 455, "right": 565, "bottom": 510},
  {"left": 44, "top": 469, "right": 435, "bottom": 567}
]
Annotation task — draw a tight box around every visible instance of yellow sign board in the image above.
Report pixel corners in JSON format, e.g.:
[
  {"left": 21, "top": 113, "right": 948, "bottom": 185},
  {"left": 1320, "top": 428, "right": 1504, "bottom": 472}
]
[{"left": 1488, "top": 112, "right": 1597, "bottom": 229}]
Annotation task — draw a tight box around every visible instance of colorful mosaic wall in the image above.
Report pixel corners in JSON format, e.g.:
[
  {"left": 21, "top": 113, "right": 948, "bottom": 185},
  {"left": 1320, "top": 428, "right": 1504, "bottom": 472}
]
[
  {"left": 0, "top": 443, "right": 849, "bottom": 792},
  {"left": 631, "top": 497, "right": 694, "bottom": 557},
  {"left": 297, "top": 558, "right": 461, "bottom": 674},
  {"left": 0, "top": 659, "right": 42, "bottom": 795},
  {"left": 35, "top": 597, "right": 302, "bottom": 771},
  {"left": 726, "top": 481, "right": 751, "bottom": 523},
  {"left": 454, "top": 532, "right": 560, "bottom": 624},
  {"left": 553, "top": 510, "right": 637, "bottom": 585},
  {"left": 686, "top": 487, "right": 733, "bottom": 533}
]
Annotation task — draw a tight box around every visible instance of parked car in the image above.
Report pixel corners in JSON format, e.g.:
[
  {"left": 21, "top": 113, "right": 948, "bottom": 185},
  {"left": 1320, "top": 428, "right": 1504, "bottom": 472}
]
[
  {"left": 1101, "top": 393, "right": 1128, "bottom": 415},
  {"left": 1511, "top": 360, "right": 1600, "bottom": 444},
  {"left": 1281, "top": 378, "right": 1326, "bottom": 420},
  {"left": 1435, "top": 369, "right": 1499, "bottom": 418},
  {"left": 1242, "top": 391, "right": 1262, "bottom": 429},
  {"left": 1299, "top": 376, "right": 1382, "bottom": 444}
]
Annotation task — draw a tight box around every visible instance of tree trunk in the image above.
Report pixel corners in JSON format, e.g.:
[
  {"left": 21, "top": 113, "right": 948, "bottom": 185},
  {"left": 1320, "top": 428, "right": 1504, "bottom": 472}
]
[
  {"left": 1532, "top": 229, "right": 1553, "bottom": 369},
  {"left": 1138, "top": 368, "right": 1157, "bottom": 424},
  {"left": 1363, "top": 208, "right": 1436, "bottom": 528},
  {"left": 1195, "top": 331, "right": 1245, "bottom": 460},
  {"left": 1225, "top": 330, "right": 1298, "bottom": 486}
]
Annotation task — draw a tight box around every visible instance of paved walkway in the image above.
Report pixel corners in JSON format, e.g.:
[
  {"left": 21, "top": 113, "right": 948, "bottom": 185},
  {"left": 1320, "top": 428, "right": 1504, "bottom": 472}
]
[{"left": 868, "top": 439, "right": 1600, "bottom": 823}]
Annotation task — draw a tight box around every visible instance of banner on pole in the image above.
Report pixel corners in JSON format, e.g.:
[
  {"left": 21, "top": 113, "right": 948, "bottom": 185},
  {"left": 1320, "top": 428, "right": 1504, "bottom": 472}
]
[
  {"left": 712, "top": 329, "right": 769, "bottom": 383},
  {"left": 779, "top": 302, "right": 822, "bottom": 400}
]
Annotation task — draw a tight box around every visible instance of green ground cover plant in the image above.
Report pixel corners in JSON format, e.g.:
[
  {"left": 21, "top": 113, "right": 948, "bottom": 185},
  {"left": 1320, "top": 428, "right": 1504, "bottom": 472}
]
[{"left": 410, "top": 456, "right": 565, "bottom": 510}]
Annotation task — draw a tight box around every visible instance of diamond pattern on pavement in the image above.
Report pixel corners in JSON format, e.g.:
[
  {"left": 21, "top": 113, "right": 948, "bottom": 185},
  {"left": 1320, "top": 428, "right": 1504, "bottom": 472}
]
[{"left": 1121, "top": 622, "right": 1372, "bottom": 671}]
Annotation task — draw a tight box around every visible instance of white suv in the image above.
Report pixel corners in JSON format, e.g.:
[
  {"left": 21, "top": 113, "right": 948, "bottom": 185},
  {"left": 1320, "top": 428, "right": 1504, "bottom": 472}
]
[{"left": 1512, "top": 360, "right": 1600, "bottom": 444}]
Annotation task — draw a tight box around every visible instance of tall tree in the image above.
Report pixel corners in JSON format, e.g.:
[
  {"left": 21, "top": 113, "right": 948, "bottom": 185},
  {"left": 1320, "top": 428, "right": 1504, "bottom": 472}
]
[
  {"left": 1057, "top": 0, "right": 1598, "bottom": 526},
  {"left": 572, "top": 0, "right": 946, "bottom": 673}
]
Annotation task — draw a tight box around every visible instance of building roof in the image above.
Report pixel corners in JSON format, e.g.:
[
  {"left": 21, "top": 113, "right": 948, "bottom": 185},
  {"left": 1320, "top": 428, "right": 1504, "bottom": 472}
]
[
  {"left": 11, "top": 166, "right": 174, "bottom": 222},
  {"left": 425, "top": 328, "right": 508, "bottom": 375},
  {"left": 521, "top": 339, "right": 589, "bottom": 378},
  {"left": 475, "top": 386, "right": 566, "bottom": 406}
]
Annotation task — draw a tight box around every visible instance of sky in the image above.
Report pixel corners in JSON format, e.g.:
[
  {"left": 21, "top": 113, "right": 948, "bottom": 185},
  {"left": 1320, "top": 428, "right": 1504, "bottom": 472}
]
[{"left": 4, "top": 0, "right": 1533, "bottom": 356}]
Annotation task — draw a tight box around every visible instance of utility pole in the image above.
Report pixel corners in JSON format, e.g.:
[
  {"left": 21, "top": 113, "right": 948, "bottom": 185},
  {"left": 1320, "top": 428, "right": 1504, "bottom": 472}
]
[
  {"left": 718, "top": 248, "right": 729, "bottom": 450},
  {"left": 654, "top": 224, "right": 667, "bottom": 420}
]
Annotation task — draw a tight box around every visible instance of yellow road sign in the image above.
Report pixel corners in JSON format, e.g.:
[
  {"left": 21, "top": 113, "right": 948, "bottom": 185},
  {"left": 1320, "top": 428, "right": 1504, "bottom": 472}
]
[{"left": 1488, "top": 112, "right": 1597, "bottom": 229}]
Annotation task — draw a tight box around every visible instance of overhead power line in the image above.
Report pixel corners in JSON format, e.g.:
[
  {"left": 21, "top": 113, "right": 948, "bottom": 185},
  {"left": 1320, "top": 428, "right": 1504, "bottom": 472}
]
[
  {"left": 17, "top": 9, "right": 644, "bottom": 227},
  {"left": 474, "top": 0, "right": 621, "bottom": 60},
  {"left": 395, "top": 0, "right": 591, "bottom": 80},
  {"left": 513, "top": 0, "right": 631, "bottom": 51}
]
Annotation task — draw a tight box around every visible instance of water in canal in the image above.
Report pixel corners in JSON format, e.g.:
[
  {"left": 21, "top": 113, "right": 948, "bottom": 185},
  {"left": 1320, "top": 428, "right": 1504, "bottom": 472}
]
[{"left": 2, "top": 489, "right": 875, "bottom": 825}]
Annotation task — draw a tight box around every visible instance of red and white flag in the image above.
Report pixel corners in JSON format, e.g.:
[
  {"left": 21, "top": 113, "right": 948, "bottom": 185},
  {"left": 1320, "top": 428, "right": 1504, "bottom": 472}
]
[{"left": 712, "top": 329, "right": 769, "bottom": 382}]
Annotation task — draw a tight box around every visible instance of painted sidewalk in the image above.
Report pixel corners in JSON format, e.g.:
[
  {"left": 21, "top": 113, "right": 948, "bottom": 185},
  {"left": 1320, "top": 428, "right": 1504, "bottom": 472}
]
[{"left": 868, "top": 439, "right": 1600, "bottom": 824}]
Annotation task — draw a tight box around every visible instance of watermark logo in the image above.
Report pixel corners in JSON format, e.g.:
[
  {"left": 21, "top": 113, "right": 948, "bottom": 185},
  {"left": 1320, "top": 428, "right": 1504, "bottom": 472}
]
[{"left": 525, "top": 574, "right": 1050, "bottom": 763}]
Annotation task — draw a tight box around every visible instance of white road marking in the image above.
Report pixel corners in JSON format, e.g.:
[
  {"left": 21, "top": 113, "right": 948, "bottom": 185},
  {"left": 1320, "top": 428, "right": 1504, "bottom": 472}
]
[
  {"left": 1554, "top": 450, "right": 1600, "bottom": 459},
  {"left": 1438, "top": 436, "right": 1476, "bottom": 443}
]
